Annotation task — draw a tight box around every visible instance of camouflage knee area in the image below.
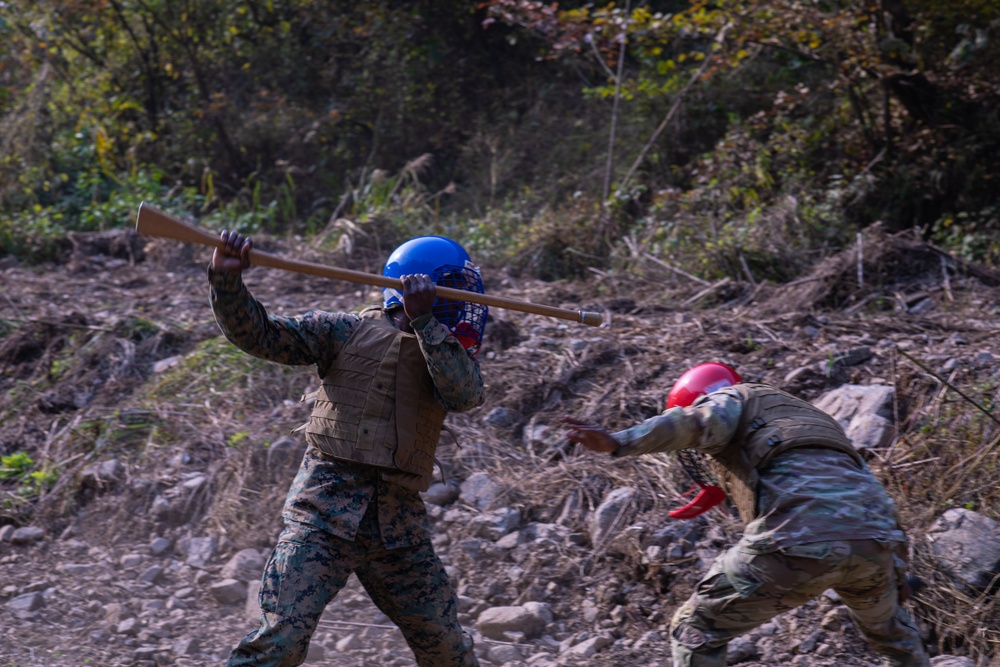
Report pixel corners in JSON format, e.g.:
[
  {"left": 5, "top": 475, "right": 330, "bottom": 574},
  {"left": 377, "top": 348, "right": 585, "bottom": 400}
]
[
  {"left": 360, "top": 542, "right": 475, "bottom": 667},
  {"left": 670, "top": 599, "right": 715, "bottom": 654},
  {"left": 231, "top": 527, "right": 354, "bottom": 664},
  {"left": 853, "top": 605, "right": 930, "bottom": 667},
  {"left": 258, "top": 530, "right": 349, "bottom": 621},
  {"left": 408, "top": 625, "right": 479, "bottom": 667},
  {"left": 670, "top": 605, "right": 728, "bottom": 667}
]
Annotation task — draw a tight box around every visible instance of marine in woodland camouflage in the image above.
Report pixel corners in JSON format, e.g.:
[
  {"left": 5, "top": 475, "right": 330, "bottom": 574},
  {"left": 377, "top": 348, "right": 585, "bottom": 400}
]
[
  {"left": 611, "top": 384, "right": 930, "bottom": 666},
  {"left": 210, "top": 268, "right": 483, "bottom": 667}
]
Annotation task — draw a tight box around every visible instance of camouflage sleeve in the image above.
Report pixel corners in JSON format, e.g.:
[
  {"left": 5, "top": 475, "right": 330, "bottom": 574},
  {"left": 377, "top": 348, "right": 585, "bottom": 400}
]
[
  {"left": 410, "top": 313, "right": 485, "bottom": 413},
  {"left": 208, "top": 267, "right": 358, "bottom": 371},
  {"left": 611, "top": 390, "right": 743, "bottom": 458}
]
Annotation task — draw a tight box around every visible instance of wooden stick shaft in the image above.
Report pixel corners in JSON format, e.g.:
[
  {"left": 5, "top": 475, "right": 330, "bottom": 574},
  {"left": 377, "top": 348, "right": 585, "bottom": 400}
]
[{"left": 135, "top": 202, "right": 603, "bottom": 326}]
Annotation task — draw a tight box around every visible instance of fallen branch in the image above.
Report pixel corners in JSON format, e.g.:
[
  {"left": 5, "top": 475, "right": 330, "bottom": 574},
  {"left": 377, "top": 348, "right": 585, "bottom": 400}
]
[
  {"left": 895, "top": 347, "right": 1000, "bottom": 428},
  {"left": 2, "top": 317, "right": 115, "bottom": 332},
  {"left": 683, "top": 277, "right": 731, "bottom": 306},
  {"left": 642, "top": 253, "right": 711, "bottom": 286}
]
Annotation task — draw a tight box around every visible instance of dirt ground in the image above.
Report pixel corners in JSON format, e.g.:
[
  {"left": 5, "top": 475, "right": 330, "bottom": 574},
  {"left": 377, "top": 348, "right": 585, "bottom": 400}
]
[{"left": 1, "top": 225, "right": 999, "bottom": 666}]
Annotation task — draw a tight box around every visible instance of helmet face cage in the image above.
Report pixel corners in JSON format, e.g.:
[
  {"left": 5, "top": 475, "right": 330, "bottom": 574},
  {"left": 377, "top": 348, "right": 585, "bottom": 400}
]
[
  {"left": 432, "top": 264, "right": 488, "bottom": 355},
  {"left": 675, "top": 449, "right": 718, "bottom": 487}
]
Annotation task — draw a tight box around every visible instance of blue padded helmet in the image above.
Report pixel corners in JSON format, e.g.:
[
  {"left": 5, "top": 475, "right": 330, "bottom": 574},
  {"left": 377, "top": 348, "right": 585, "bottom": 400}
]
[{"left": 382, "top": 236, "right": 488, "bottom": 354}]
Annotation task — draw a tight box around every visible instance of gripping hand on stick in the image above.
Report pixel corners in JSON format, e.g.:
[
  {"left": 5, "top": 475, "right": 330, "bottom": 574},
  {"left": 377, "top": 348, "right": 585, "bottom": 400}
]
[
  {"left": 400, "top": 274, "right": 436, "bottom": 322},
  {"left": 389, "top": 274, "right": 436, "bottom": 334},
  {"left": 212, "top": 230, "right": 253, "bottom": 273}
]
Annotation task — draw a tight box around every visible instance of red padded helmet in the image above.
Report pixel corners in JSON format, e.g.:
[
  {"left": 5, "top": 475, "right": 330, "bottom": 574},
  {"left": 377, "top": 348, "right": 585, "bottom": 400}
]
[{"left": 666, "top": 362, "right": 742, "bottom": 409}]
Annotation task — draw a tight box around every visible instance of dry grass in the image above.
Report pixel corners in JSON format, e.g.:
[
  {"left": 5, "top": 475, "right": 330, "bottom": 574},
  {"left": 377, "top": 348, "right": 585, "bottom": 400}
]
[{"left": 2, "top": 226, "right": 1000, "bottom": 663}]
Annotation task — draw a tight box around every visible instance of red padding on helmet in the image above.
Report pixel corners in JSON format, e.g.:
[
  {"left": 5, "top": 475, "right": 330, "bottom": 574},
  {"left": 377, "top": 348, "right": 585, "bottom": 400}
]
[
  {"left": 668, "top": 485, "right": 726, "bottom": 520},
  {"left": 452, "top": 322, "right": 480, "bottom": 355},
  {"left": 666, "top": 362, "right": 742, "bottom": 409}
]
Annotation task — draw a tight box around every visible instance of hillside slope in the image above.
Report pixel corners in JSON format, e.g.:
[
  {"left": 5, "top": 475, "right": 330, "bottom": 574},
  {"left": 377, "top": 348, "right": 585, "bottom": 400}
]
[{"left": 1, "top": 227, "right": 999, "bottom": 666}]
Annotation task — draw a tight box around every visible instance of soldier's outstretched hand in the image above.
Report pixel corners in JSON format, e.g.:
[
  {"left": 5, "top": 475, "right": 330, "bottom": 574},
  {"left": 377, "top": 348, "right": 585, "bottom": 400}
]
[{"left": 561, "top": 416, "right": 620, "bottom": 454}]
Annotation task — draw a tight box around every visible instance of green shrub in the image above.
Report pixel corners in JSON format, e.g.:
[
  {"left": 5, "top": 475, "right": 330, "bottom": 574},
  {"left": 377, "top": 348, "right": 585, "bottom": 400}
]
[{"left": 0, "top": 451, "right": 34, "bottom": 479}]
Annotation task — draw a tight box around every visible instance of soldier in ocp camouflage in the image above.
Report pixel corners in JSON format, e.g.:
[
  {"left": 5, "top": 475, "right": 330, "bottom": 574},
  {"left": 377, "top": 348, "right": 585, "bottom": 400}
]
[
  {"left": 210, "top": 230, "right": 483, "bottom": 667},
  {"left": 563, "top": 379, "right": 930, "bottom": 667}
]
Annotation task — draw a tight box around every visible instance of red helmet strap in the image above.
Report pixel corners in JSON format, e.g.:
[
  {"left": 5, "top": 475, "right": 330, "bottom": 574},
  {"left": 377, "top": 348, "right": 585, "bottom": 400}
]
[
  {"left": 670, "top": 449, "right": 726, "bottom": 519},
  {"left": 668, "top": 485, "right": 726, "bottom": 519}
]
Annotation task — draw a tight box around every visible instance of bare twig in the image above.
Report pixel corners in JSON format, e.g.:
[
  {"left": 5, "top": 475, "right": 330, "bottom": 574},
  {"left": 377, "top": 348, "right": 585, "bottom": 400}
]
[
  {"left": 738, "top": 250, "right": 757, "bottom": 286},
  {"left": 2, "top": 317, "right": 115, "bottom": 332},
  {"left": 586, "top": 34, "right": 618, "bottom": 81},
  {"left": 890, "top": 456, "right": 941, "bottom": 469},
  {"left": 619, "top": 23, "right": 731, "bottom": 192},
  {"left": 2, "top": 293, "right": 26, "bottom": 320},
  {"left": 683, "top": 278, "right": 731, "bottom": 306},
  {"left": 750, "top": 321, "right": 780, "bottom": 342},
  {"left": 642, "top": 253, "right": 711, "bottom": 286},
  {"left": 940, "top": 254, "right": 954, "bottom": 302},
  {"left": 886, "top": 346, "right": 901, "bottom": 460},
  {"left": 857, "top": 231, "right": 864, "bottom": 288},
  {"left": 316, "top": 619, "right": 398, "bottom": 631},
  {"left": 940, "top": 431, "right": 1000, "bottom": 507},
  {"left": 895, "top": 347, "right": 1000, "bottom": 428},
  {"left": 602, "top": 1, "right": 630, "bottom": 203},
  {"left": 783, "top": 276, "right": 826, "bottom": 287}
]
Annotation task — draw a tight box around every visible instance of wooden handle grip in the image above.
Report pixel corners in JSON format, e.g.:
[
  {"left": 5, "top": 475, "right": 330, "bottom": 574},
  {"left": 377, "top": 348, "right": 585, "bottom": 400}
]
[{"left": 135, "top": 202, "right": 604, "bottom": 326}]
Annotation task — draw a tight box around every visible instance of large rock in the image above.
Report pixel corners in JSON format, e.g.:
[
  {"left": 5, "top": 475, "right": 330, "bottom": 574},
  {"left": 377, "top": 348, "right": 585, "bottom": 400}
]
[
  {"left": 244, "top": 579, "right": 263, "bottom": 622},
  {"left": 221, "top": 548, "right": 267, "bottom": 581},
  {"left": 589, "top": 487, "right": 637, "bottom": 550},
  {"left": 209, "top": 578, "right": 248, "bottom": 605},
  {"left": 10, "top": 526, "right": 45, "bottom": 545},
  {"left": 468, "top": 508, "right": 521, "bottom": 541},
  {"left": 422, "top": 481, "right": 460, "bottom": 506},
  {"left": 561, "top": 634, "right": 612, "bottom": 658},
  {"left": 6, "top": 591, "right": 44, "bottom": 613},
  {"left": 80, "top": 458, "right": 126, "bottom": 491},
  {"left": 476, "top": 603, "right": 551, "bottom": 640},
  {"left": 181, "top": 536, "right": 219, "bottom": 569},
  {"left": 460, "top": 472, "right": 505, "bottom": 511},
  {"left": 926, "top": 508, "right": 1000, "bottom": 593},
  {"left": 930, "top": 658, "right": 975, "bottom": 667},
  {"left": 812, "top": 384, "right": 895, "bottom": 451},
  {"left": 265, "top": 436, "right": 306, "bottom": 477}
]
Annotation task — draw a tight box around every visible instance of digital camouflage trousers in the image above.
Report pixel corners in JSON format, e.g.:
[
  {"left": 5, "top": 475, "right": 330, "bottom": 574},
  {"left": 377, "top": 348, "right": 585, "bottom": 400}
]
[
  {"left": 226, "top": 507, "right": 478, "bottom": 667},
  {"left": 671, "top": 537, "right": 930, "bottom": 667}
]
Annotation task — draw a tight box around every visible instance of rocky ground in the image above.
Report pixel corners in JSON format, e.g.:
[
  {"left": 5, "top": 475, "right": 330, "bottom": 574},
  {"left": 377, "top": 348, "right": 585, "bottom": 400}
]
[{"left": 1, "top": 225, "right": 999, "bottom": 666}]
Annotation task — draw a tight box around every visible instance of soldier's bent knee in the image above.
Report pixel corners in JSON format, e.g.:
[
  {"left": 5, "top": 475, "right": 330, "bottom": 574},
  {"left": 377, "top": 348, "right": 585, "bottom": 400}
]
[{"left": 672, "top": 620, "right": 710, "bottom": 651}]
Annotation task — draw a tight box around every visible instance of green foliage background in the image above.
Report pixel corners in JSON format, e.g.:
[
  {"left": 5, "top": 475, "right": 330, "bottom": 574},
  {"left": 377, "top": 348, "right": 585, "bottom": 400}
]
[{"left": 1, "top": 0, "right": 998, "bottom": 276}]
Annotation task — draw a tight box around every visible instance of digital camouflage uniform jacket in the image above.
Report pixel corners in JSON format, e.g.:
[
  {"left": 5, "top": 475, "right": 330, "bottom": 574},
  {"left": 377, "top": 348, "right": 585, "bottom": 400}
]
[
  {"left": 610, "top": 384, "right": 907, "bottom": 552},
  {"left": 209, "top": 268, "right": 485, "bottom": 548}
]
